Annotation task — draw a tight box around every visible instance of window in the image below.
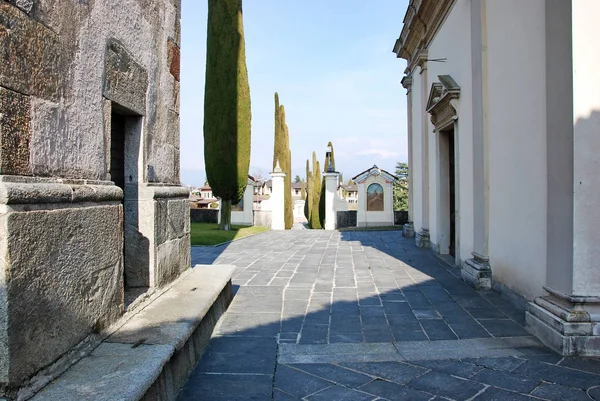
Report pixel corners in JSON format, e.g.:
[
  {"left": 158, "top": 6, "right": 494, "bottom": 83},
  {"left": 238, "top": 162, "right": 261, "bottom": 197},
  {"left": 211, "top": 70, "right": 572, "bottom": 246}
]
[{"left": 367, "top": 183, "right": 384, "bottom": 211}]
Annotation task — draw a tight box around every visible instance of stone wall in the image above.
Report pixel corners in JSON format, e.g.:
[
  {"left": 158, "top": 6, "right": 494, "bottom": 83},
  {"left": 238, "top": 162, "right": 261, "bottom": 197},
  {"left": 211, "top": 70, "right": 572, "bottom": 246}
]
[
  {"left": 394, "top": 211, "right": 409, "bottom": 226},
  {"left": 191, "top": 209, "right": 219, "bottom": 224},
  {"left": 337, "top": 211, "right": 357, "bottom": 229},
  {"left": 0, "top": 0, "right": 187, "bottom": 391}
]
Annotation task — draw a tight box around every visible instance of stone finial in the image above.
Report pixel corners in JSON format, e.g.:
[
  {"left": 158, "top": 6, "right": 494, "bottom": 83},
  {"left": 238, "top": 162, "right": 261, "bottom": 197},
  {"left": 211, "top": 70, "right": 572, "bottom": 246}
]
[{"left": 273, "top": 159, "right": 282, "bottom": 173}]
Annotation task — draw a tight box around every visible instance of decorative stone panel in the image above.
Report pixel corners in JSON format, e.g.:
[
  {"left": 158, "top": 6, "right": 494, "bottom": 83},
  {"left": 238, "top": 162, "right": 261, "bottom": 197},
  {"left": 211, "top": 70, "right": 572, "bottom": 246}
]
[
  {"left": 0, "top": 86, "right": 31, "bottom": 175},
  {"left": 0, "top": 3, "right": 61, "bottom": 101}
]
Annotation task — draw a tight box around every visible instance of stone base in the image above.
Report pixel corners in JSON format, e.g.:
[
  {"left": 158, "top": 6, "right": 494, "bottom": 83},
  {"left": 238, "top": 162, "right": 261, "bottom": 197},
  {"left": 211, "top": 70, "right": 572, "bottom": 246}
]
[
  {"left": 415, "top": 228, "right": 430, "bottom": 248},
  {"left": 526, "top": 290, "right": 600, "bottom": 356},
  {"left": 462, "top": 253, "right": 492, "bottom": 290},
  {"left": 403, "top": 222, "right": 414, "bottom": 238}
]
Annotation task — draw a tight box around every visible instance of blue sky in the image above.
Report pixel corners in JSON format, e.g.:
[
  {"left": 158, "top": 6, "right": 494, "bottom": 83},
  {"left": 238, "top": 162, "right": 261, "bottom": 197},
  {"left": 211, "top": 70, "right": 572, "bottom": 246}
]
[{"left": 180, "top": 0, "right": 409, "bottom": 187}]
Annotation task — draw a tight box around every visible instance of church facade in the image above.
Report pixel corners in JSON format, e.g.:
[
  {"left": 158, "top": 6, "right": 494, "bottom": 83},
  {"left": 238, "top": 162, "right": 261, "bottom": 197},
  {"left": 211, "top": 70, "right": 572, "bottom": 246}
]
[{"left": 394, "top": 0, "right": 600, "bottom": 355}]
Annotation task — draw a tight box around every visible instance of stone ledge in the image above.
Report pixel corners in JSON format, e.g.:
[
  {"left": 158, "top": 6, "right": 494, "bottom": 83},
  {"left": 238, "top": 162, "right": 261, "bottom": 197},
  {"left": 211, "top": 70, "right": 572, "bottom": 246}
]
[
  {"left": 30, "top": 265, "right": 236, "bottom": 401},
  {"left": 0, "top": 181, "right": 122, "bottom": 205}
]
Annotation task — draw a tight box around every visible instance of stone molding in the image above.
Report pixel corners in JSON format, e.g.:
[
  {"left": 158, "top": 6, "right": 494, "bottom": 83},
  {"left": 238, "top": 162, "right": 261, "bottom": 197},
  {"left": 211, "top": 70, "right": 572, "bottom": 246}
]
[
  {"left": 146, "top": 184, "right": 190, "bottom": 200},
  {"left": 427, "top": 75, "right": 461, "bottom": 132},
  {"left": 415, "top": 228, "right": 430, "bottom": 248},
  {"left": 0, "top": 178, "right": 122, "bottom": 205},
  {"left": 401, "top": 75, "right": 413, "bottom": 94},
  {"left": 392, "top": 0, "right": 457, "bottom": 69},
  {"left": 463, "top": 252, "right": 492, "bottom": 290}
]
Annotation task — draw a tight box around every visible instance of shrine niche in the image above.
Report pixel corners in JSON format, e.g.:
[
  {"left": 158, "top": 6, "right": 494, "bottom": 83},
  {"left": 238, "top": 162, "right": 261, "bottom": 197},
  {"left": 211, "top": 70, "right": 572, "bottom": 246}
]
[{"left": 352, "top": 165, "right": 398, "bottom": 227}]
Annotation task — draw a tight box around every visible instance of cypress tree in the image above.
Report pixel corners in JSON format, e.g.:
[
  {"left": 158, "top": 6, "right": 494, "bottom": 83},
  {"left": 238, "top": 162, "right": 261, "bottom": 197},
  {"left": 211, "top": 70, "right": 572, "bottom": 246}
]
[
  {"left": 304, "top": 159, "right": 311, "bottom": 221},
  {"left": 273, "top": 94, "right": 293, "bottom": 229},
  {"left": 301, "top": 179, "right": 306, "bottom": 200},
  {"left": 310, "top": 151, "right": 322, "bottom": 229},
  {"left": 204, "top": 0, "right": 251, "bottom": 231}
]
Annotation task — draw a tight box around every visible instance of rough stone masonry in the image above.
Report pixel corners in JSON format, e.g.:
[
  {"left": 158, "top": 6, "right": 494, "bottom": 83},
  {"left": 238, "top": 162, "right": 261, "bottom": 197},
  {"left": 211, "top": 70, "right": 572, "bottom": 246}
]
[{"left": 0, "top": 0, "right": 189, "bottom": 396}]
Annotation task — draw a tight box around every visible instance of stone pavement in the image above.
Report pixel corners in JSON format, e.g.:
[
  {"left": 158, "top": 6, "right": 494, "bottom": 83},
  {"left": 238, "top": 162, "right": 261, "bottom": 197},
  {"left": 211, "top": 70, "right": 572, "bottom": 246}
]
[{"left": 178, "top": 230, "right": 600, "bottom": 400}]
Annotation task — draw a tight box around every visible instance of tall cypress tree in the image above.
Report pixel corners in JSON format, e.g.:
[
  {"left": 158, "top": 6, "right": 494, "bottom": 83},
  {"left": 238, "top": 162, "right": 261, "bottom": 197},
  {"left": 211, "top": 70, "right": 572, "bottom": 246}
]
[
  {"left": 273, "top": 94, "right": 293, "bottom": 229},
  {"left": 304, "top": 159, "right": 311, "bottom": 221},
  {"left": 311, "top": 152, "right": 322, "bottom": 229},
  {"left": 301, "top": 179, "right": 306, "bottom": 200},
  {"left": 204, "top": 0, "right": 251, "bottom": 231}
]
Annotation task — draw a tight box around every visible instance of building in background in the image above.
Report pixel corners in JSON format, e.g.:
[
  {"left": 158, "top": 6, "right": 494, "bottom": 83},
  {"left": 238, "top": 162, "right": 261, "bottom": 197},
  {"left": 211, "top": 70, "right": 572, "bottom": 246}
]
[{"left": 394, "top": 0, "right": 600, "bottom": 355}]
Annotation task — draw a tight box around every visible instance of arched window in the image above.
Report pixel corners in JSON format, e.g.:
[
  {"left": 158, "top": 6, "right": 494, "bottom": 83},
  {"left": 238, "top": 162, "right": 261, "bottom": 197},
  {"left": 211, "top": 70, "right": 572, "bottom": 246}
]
[{"left": 367, "top": 183, "right": 384, "bottom": 211}]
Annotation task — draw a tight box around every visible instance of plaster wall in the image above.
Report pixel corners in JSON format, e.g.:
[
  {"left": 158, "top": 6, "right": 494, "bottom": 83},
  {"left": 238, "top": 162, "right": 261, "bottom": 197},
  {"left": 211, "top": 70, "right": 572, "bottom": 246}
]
[
  {"left": 426, "top": 0, "right": 474, "bottom": 261},
  {"left": 410, "top": 70, "right": 424, "bottom": 232},
  {"left": 228, "top": 184, "right": 254, "bottom": 226},
  {"left": 486, "top": 0, "right": 547, "bottom": 299},
  {"left": 357, "top": 175, "right": 394, "bottom": 227},
  {"left": 572, "top": 0, "right": 600, "bottom": 296}
]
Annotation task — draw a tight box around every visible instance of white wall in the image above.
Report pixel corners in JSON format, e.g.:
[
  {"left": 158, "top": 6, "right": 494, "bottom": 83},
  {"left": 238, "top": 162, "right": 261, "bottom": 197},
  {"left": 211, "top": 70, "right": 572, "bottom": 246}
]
[
  {"left": 218, "top": 184, "right": 254, "bottom": 226},
  {"left": 411, "top": 70, "right": 424, "bottom": 232},
  {"left": 486, "top": 0, "right": 547, "bottom": 299},
  {"left": 426, "top": 0, "right": 474, "bottom": 261},
  {"left": 572, "top": 0, "right": 600, "bottom": 296},
  {"left": 357, "top": 174, "right": 394, "bottom": 227}
]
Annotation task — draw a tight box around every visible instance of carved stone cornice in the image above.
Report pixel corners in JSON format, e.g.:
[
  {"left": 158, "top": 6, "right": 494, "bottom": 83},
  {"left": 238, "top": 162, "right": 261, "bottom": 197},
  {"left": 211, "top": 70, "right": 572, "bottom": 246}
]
[
  {"left": 401, "top": 75, "right": 413, "bottom": 94},
  {"left": 426, "top": 75, "right": 460, "bottom": 132},
  {"left": 392, "top": 0, "right": 457, "bottom": 70}
]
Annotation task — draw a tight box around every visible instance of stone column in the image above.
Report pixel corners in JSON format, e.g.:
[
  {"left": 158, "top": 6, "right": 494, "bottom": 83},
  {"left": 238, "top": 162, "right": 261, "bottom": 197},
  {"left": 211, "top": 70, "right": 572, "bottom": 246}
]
[
  {"left": 357, "top": 182, "right": 366, "bottom": 227},
  {"left": 402, "top": 74, "right": 415, "bottom": 238},
  {"left": 463, "top": 0, "right": 492, "bottom": 289},
  {"left": 270, "top": 161, "right": 286, "bottom": 231},
  {"left": 415, "top": 52, "right": 430, "bottom": 248},
  {"left": 526, "top": 0, "right": 600, "bottom": 356},
  {"left": 323, "top": 172, "right": 339, "bottom": 230}
]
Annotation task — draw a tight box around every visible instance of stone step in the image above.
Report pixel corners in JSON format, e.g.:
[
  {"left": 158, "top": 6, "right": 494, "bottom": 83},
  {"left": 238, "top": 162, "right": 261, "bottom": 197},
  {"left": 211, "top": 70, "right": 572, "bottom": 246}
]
[
  {"left": 278, "top": 336, "right": 545, "bottom": 364},
  {"left": 31, "top": 265, "right": 236, "bottom": 401}
]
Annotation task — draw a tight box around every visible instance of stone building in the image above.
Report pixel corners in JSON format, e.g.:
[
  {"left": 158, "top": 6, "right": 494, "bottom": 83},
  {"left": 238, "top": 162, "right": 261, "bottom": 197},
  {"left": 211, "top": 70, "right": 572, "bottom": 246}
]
[
  {"left": 394, "top": 0, "right": 600, "bottom": 355},
  {"left": 0, "top": 0, "right": 189, "bottom": 390}
]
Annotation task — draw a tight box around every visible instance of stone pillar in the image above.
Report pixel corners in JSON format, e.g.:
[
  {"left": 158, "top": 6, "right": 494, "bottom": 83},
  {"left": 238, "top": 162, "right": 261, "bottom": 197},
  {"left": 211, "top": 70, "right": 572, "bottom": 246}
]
[
  {"left": 402, "top": 74, "right": 415, "bottom": 238},
  {"left": 270, "top": 161, "right": 286, "bottom": 231},
  {"left": 356, "top": 182, "right": 367, "bottom": 227},
  {"left": 415, "top": 52, "right": 430, "bottom": 248},
  {"left": 526, "top": 0, "right": 600, "bottom": 356},
  {"left": 323, "top": 173, "right": 339, "bottom": 230},
  {"left": 463, "top": 0, "right": 492, "bottom": 289}
]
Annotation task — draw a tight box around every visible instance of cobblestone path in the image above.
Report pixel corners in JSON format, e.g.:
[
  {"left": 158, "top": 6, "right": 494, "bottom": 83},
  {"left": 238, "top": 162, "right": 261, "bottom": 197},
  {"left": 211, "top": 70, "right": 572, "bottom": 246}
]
[{"left": 178, "top": 230, "right": 600, "bottom": 400}]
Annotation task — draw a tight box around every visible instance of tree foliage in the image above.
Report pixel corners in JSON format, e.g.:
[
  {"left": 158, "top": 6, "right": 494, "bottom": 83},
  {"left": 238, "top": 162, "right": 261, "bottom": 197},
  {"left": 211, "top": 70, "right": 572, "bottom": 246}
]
[
  {"left": 304, "top": 159, "right": 311, "bottom": 220},
  {"left": 393, "top": 162, "right": 409, "bottom": 211},
  {"left": 272, "top": 93, "right": 293, "bottom": 229},
  {"left": 204, "top": 0, "right": 251, "bottom": 230},
  {"left": 301, "top": 179, "right": 306, "bottom": 200},
  {"left": 309, "top": 152, "right": 322, "bottom": 229}
]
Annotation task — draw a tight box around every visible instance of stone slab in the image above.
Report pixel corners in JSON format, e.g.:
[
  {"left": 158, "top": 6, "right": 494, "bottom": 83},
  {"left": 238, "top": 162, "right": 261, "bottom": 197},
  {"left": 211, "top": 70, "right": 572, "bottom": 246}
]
[
  {"left": 107, "top": 265, "right": 236, "bottom": 350},
  {"left": 31, "top": 343, "right": 174, "bottom": 401}
]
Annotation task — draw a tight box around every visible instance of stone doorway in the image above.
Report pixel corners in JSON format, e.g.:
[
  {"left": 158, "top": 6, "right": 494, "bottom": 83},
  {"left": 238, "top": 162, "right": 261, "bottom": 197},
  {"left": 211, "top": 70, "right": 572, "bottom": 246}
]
[{"left": 109, "top": 104, "right": 146, "bottom": 310}]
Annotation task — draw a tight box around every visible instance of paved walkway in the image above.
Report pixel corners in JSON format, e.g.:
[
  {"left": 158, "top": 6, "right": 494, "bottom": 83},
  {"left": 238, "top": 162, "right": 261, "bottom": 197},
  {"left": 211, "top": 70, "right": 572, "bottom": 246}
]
[{"left": 178, "top": 230, "right": 600, "bottom": 400}]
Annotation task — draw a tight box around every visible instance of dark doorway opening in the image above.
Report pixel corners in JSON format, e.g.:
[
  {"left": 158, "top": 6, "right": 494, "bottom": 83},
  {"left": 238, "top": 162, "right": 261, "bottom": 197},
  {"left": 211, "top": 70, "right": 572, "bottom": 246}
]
[
  {"left": 110, "top": 105, "right": 148, "bottom": 310},
  {"left": 447, "top": 129, "right": 456, "bottom": 257}
]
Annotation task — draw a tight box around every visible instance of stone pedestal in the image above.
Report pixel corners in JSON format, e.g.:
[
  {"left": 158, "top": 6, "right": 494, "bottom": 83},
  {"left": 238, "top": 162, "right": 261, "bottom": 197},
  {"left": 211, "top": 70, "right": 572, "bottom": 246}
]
[
  {"left": 415, "top": 228, "right": 430, "bottom": 248},
  {"left": 403, "top": 222, "right": 414, "bottom": 238},
  {"left": 270, "top": 166, "right": 286, "bottom": 231},
  {"left": 323, "top": 173, "right": 339, "bottom": 230},
  {"left": 526, "top": 287, "right": 600, "bottom": 356},
  {"left": 463, "top": 252, "right": 492, "bottom": 290}
]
